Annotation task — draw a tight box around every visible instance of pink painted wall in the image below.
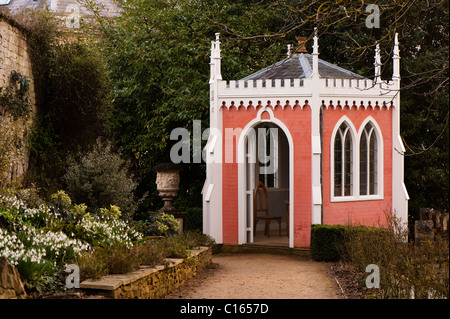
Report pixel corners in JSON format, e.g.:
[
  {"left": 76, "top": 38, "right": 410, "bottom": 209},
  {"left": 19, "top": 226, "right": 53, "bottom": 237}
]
[
  {"left": 322, "top": 105, "right": 393, "bottom": 228},
  {"left": 221, "top": 102, "right": 393, "bottom": 248}
]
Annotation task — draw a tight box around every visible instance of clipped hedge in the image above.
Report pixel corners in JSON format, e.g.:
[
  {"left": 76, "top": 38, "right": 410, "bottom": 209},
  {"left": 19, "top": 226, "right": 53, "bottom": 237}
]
[
  {"left": 310, "top": 224, "right": 387, "bottom": 261},
  {"left": 311, "top": 224, "right": 347, "bottom": 261}
]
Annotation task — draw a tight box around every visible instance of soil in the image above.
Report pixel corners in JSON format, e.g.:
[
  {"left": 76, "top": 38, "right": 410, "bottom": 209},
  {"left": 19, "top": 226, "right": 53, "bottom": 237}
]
[
  {"left": 164, "top": 253, "right": 345, "bottom": 299},
  {"left": 329, "top": 261, "right": 380, "bottom": 299}
]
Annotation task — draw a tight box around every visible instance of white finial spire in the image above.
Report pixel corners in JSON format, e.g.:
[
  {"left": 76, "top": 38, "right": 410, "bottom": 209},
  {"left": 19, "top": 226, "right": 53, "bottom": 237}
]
[
  {"left": 392, "top": 33, "right": 400, "bottom": 81},
  {"left": 374, "top": 44, "right": 382, "bottom": 84},
  {"left": 312, "top": 27, "right": 319, "bottom": 77},
  {"left": 287, "top": 44, "right": 291, "bottom": 57},
  {"left": 209, "top": 40, "right": 215, "bottom": 83},
  {"left": 214, "top": 33, "right": 222, "bottom": 80},
  {"left": 312, "top": 27, "right": 319, "bottom": 54},
  {"left": 393, "top": 33, "right": 400, "bottom": 57}
]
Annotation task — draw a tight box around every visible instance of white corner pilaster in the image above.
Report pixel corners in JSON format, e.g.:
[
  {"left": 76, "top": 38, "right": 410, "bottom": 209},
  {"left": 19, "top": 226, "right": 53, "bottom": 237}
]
[
  {"left": 311, "top": 27, "right": 322, "bottom": 224},
  {"left": 391, "top": 33, "right": 408, "bottom": 228},
  {"left": 203, "top": 33, "right": 223, "bottom": 243}
]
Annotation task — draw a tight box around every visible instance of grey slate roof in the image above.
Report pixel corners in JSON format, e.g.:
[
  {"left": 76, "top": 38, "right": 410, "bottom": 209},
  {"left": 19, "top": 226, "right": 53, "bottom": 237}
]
[
  {"left": 240, "top": 53, "right": 366, "bottom": 81},
  {"left": 0, "top": 0, "right": 120, "bottom": 17}
]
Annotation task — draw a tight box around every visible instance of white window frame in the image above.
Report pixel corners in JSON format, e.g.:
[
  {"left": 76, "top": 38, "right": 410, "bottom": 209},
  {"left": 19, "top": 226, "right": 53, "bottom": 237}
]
[
  {"left": 330, "top": 116, "right": 384, "bottom": 202},
  {"left": 330, "top": 117, "right": 357, "bottom": 201},
  {"left": 357, "top": 117, "right": 384, "bottom": 200}
]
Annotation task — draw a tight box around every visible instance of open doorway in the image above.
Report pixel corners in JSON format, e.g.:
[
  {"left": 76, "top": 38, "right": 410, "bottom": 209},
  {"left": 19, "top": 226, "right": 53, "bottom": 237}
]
[{"left": 244, "top": 122, "right": 290, "bottom": 247}]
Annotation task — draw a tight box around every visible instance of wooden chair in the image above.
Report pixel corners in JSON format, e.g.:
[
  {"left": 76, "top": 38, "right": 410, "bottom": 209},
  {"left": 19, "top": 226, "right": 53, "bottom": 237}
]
[{"left": 253, "top": 181, "right": 282, "bottom": 237}]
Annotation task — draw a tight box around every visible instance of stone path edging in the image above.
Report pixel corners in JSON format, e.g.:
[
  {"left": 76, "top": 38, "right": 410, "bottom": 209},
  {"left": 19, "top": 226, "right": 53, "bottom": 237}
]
[{"left": 80, "top": 246, "right": 212, "bottom": 298}]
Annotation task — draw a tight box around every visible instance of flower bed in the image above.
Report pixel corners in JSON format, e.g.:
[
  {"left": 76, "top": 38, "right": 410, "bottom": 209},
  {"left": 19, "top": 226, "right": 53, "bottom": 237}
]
[
  {"left": 0, "top": 189, "right": 214, "bottom": 296},
  {"left": 80, "top": 246, "right": 212, "bottom": 299}
]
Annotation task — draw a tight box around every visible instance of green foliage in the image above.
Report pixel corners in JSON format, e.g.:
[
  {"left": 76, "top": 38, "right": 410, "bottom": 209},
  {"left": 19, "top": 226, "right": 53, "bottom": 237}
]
[
  {"left": 0, "top": 188, "right": 142, "bottom": 294},
  {"left": 310, "top": 224, "right": 347, "bottom": 261},
  {"left": 62, "top": 139, "right": 139, "bottom": 220},
  {"left": 95, "top": 243, "right": 141, "bottom": 275},
  {"left": 176, "top": 230, "right": 216, "bottom": 248},
  {"left": 81, "top": 0, "right": 294, "bottom": 214},
  {"left": 1, "top": 186, "right": 213, "bottom": 292},
  {"left": 0, "top": 71, "right": 32, "bottom": 120},
  {"left": 0, "top": 117, "right": 25, "bottom": 187},
  {"left": 42, "top": 41, "right": 111, "bottom": 152},
  {"left": 342, "top": 215, "right": 449, "bottom": 299},
  {"left": 139, "top": 213, "right": 180, "bottom": 237},
  {"left": 81, "top": 0, "right": 448, "bottom": 218},
  {"left": 75, "top": 250, "right": 109, "bottom": 280},
  {"left": 183, "top": 207, "right": 203, "bottom": 232},
  {"left": 99, "top": 205, "right": 122, "bottom": 220},
  {"left": 157, "top": 236, "right": 191, "bottom": 259},
  {"left": 0, "top": 69, "right": 32, "bottom": 187},
  {"left": 76, "top": 230, "right": 215, "bottom": 280},
  {"left": 313, "top": 213, "right": 449, "bottom": 298},
  {"left": 9, "top": 9, "right": 111, "bottom": 193},
  {"left": 310, "top": 224, "right": 387, "bottom": 261},
  {"left": 398, "top": 0, "right": 449, "bottom": 217}
]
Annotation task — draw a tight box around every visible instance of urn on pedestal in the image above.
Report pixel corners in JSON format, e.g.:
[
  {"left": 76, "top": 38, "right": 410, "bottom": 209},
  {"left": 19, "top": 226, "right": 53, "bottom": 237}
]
[{"left": 153, "top": 163, "right": 186, "bottom": 233}]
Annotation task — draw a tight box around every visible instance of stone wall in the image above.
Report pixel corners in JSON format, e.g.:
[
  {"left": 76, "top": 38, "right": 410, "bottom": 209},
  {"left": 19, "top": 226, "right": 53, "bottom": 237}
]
[
  {"left": 0, "top": 256, "right": 27, "bottom": 299},
  {"left": 414, "top": 208, "right": 449, "bottom": 244},
  {"left": 80, "top": 246, "right": 212, "bottom": 299},
  {"left": 0, "top": 13, "right": 35, "bottom": 184}
]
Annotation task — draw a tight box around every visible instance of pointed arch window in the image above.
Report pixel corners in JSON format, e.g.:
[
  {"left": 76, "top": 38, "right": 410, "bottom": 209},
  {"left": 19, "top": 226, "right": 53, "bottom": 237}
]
[
  {"left": 360, "top": 122, "right": 378, "bottom": 195},
  {"left": 334, "top": 122, "right": 353, "bottom": 197}
]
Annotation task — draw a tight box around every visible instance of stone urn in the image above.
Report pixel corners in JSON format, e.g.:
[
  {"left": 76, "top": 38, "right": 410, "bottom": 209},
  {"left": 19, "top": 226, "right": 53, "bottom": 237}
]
[{"left": 154, "top": 163, "right": 181, "bottom": 213}]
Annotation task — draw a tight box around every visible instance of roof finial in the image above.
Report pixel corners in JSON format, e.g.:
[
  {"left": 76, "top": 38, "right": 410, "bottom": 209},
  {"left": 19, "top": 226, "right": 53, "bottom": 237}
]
[
  {"left": 286, "top": 44, "right": 291, "bottom": 57},
  {"left": 210, "top": 33, "right": 222, "bottom": 81},
  {"left": 392, "top": 33, "right": 400, "bottom": 81},
  {"left": 374, "top": 43, "right": 381, "bottom": 84},
  {"left": 312, "top": 27, "right": 319, "bottom": 54},
  {"left": 393, "top": 33, "right": 400, "bottom": 57},
  {"left": 209, "top": 40, "right": 215, "bottom": 83},
  {"left": 312, "top": 27, "right": 319, "bottom": 77}
]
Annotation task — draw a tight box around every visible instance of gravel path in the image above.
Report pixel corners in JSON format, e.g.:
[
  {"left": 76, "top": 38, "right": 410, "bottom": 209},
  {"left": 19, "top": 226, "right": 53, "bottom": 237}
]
[{"left": 165, "top": 253, "right": 341, "bottom": 299}]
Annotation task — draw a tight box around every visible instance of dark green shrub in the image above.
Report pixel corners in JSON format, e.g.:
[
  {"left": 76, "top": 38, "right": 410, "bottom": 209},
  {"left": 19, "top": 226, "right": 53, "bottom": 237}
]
[
  {"left": 140, "top": 213, "right": 180, "bottom": 237},
  {"left": 183, "top": 207, "right": 203, "bottom": 232},
  {"left": 47, "top": 190, "right": 73, "bottom": 223},
  {"left": 310, "top": 224, "right": 347, "bottom": 261},
  {"left": 11, "top": 9, "right": 112, "bottom": 193},
  {"left": 310, "top": 224, "right": 387, "bottom": 261},
  {"left": 341, "top": 225, "right": 390, "bottom": 269},
  {"left": 62, "top": 139, "right": 139, "bottom": 220}
]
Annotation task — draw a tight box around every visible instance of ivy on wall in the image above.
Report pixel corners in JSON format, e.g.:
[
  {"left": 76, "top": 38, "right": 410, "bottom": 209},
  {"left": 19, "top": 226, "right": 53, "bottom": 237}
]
[
  {"left": 5, "top": 9, "right": 111, "bottom": 194},
  {"left": 0, "top": 70, "right": 31, "bottom": 186},
  {"left": 0, "top": 70, "right": 31, "bottom": 119}
]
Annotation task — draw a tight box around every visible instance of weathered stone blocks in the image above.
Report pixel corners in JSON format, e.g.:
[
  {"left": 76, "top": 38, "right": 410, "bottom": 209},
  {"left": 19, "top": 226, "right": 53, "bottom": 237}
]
[
  {"left": 80, "top": 246, "right": 212, "bottom": 299},
  {"left": 415, "top": 208, "right": 449, "bottom": 243},
  {"left": 0, "top": 257, "right": 27, "bottom": 299},
  {"left": 1, "top": 16, "right": 36, "bottom": 183}
]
